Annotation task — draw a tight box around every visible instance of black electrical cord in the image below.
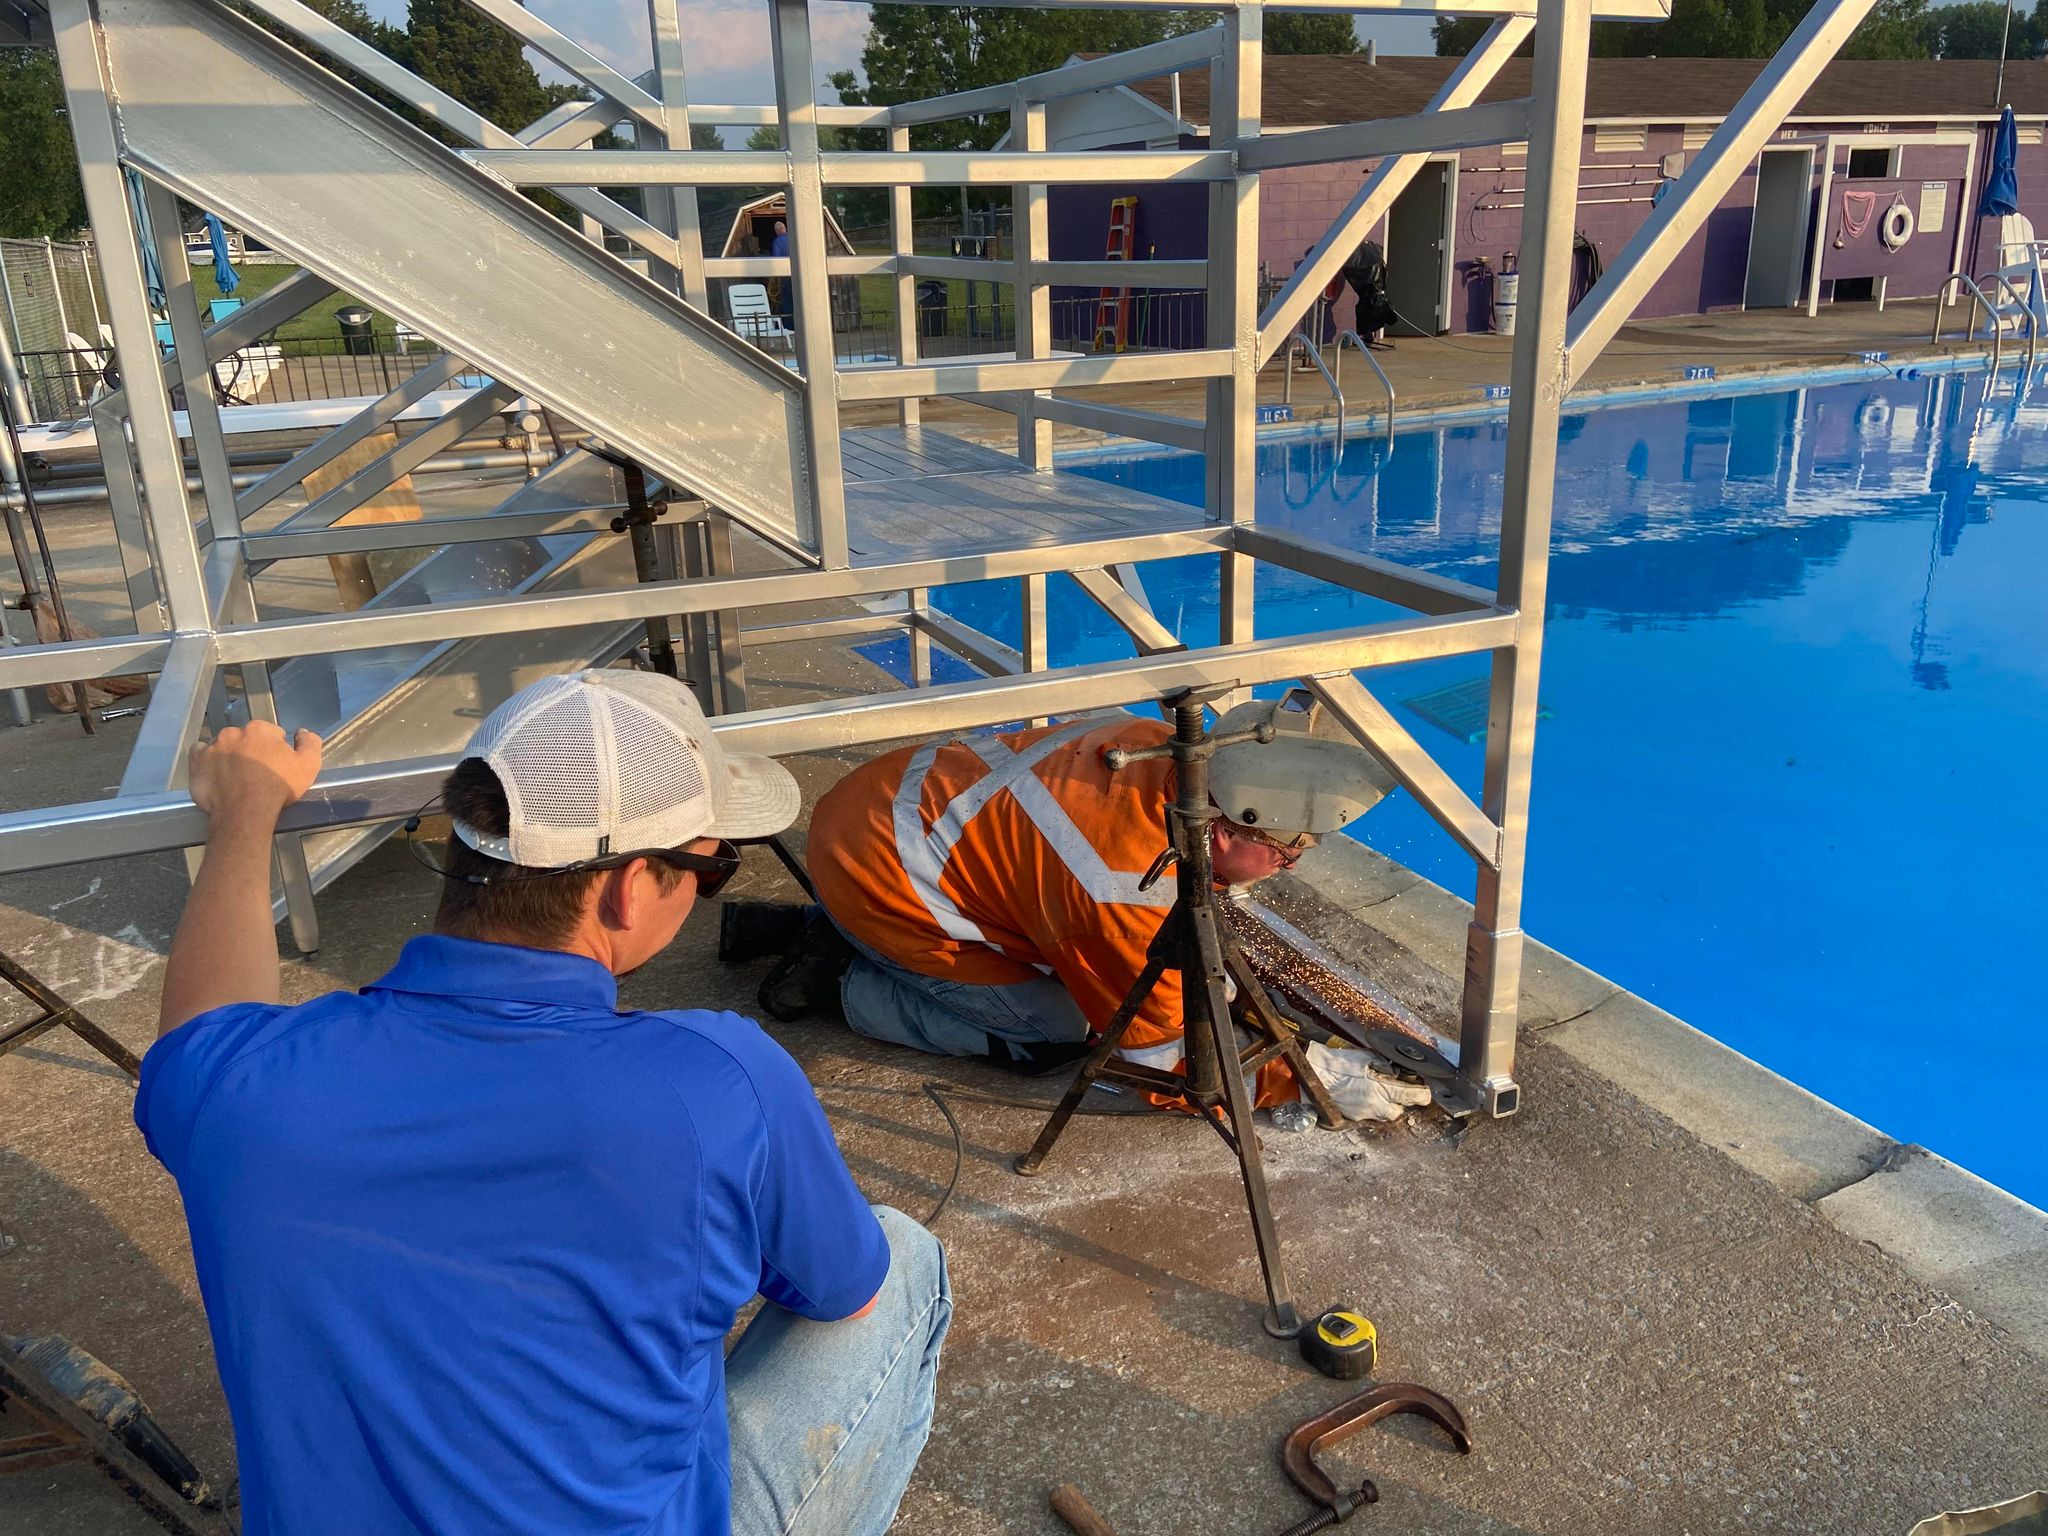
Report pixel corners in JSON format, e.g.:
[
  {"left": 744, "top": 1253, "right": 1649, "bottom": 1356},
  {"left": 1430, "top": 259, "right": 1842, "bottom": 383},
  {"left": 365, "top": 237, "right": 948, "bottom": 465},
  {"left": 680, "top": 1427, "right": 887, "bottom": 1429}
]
[{"left": 915, "top": 1077, "right": 1158, "bottom": 1228}]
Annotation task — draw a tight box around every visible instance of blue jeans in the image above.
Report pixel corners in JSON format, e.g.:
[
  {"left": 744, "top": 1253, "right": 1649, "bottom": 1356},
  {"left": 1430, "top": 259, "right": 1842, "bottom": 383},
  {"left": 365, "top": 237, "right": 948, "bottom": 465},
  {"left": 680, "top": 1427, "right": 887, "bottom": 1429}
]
[
  {"left": 727, "top": 1206, "right": 950, "bottom": 1536},
  {"left": 834, "top": 925, "right": 1091, "bottom": 1064}
]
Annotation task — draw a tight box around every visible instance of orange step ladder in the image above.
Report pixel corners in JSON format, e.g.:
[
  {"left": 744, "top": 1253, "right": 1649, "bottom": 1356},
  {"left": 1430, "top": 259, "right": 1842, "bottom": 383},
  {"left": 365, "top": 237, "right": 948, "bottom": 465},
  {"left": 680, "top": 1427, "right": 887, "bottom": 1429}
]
[{"left": 1091, "top": 196, "right": 1139, "bottom": 352}]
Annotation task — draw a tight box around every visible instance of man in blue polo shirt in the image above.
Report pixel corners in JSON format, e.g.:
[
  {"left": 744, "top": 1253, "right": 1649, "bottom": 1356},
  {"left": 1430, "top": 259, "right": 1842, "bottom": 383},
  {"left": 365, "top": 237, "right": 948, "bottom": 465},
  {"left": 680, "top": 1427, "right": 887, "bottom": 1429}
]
[{"left": 137, "top": 669, "right": 949, "bottom": 1535}]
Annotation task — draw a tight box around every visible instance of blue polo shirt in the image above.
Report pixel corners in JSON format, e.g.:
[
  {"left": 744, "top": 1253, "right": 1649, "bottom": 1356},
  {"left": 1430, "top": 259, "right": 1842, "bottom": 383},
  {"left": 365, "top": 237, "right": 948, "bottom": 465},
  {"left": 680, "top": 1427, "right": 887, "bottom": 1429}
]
[{"left": 135, "top": 935, "right": 888, "bottom": 1536}]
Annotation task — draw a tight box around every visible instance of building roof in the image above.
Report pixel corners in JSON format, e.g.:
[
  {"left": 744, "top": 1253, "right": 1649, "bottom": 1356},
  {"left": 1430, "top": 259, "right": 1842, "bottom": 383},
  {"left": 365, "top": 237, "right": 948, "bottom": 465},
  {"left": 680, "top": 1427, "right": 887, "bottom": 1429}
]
[{"left": 1130, "top": 56, "right": 2048, "bottom": 130}]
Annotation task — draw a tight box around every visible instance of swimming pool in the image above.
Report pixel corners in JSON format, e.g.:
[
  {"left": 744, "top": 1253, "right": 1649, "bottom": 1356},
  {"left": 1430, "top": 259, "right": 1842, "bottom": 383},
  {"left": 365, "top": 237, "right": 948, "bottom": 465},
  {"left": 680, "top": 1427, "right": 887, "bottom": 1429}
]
[{"left": 932, "top": 369, "right": 2048, "bottom": 1209}]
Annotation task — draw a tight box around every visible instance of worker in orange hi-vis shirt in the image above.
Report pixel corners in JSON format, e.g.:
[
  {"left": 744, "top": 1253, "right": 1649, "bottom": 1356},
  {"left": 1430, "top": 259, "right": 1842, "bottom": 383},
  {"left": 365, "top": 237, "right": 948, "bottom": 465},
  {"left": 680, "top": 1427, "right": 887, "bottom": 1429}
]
[{"left": 730, "top": 698, "right": 1429, "bottom": 1120}]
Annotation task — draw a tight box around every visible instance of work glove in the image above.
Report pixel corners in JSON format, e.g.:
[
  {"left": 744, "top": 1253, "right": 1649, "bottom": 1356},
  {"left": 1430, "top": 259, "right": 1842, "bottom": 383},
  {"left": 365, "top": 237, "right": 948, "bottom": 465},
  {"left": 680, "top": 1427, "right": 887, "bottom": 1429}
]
[{"left": 1304, "top": 1040, "right": 1435, "bottom": 1123}]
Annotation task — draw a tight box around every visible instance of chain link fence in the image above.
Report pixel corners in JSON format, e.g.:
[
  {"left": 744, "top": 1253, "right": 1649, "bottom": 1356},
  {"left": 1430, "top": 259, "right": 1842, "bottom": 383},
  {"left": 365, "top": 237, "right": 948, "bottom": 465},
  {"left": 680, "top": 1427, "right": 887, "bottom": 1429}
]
[{"left": 0, "top": 238, "right": 109, "bottom": 421}]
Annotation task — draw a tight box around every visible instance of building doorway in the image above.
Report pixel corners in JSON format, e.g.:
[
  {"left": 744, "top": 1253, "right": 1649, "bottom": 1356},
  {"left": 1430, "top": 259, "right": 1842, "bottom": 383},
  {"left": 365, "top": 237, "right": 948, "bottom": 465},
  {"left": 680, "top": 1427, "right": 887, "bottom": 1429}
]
[
  {"left": 1745, "top": 145, "right": 1816, "bottom": 309},
  {"left": 1385, "top": 159, "right": 1456, "bottom": 336}
]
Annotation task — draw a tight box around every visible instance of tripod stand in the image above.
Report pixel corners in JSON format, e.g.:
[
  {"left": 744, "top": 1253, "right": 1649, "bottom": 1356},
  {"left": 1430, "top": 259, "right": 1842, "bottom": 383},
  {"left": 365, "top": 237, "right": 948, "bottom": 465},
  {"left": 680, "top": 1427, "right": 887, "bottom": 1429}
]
[{"left": 1013, "top": 688, "right": 1343, "bottom": 1338}]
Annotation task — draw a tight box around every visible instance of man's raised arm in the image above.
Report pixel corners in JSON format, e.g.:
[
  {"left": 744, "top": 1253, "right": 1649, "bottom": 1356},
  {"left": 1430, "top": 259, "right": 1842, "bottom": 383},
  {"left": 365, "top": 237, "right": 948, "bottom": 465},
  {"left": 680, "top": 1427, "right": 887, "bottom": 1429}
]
[{"left": 158, "top": 722, "right": 322, "bottom": 1037}]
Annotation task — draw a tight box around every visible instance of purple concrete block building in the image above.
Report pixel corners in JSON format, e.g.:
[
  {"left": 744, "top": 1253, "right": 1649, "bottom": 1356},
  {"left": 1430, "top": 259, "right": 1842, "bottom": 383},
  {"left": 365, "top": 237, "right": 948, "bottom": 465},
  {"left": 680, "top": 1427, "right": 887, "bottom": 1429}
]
[{"left": 1043, "top": 56, "right": 2048, "bottom": 342}]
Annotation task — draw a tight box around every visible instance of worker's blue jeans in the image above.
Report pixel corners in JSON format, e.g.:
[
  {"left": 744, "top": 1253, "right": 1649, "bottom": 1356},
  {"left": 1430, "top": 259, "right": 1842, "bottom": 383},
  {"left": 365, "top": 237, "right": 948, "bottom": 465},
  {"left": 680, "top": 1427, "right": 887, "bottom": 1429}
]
[
  {"left": 835, "top": 924, "right": 1092, "bottom": 1063},
  {"left": 727, "top": 1205, "right": 951, "bottom": 1536}
]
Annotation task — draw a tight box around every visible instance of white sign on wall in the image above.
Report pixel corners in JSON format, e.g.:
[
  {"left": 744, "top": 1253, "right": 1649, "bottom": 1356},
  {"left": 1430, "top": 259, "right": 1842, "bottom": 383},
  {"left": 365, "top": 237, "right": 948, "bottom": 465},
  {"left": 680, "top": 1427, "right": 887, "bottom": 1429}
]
[{"left": 1920, "top": 180, "right": 1949, "bottom": 236}]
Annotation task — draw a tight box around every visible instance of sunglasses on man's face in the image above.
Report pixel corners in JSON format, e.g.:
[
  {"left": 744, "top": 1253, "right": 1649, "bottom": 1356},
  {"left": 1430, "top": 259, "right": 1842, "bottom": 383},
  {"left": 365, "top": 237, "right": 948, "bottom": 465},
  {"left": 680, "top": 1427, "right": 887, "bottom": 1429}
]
[{"left": 634, "top": 839, "right": 741, "bottom": 898}]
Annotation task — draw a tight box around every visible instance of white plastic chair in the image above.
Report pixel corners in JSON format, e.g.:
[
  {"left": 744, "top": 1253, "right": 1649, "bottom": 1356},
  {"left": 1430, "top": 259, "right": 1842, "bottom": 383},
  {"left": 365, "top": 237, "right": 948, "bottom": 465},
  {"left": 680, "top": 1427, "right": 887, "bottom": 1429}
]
[
  {"left": 1989, "top": 213, "right": 2048, "bottom": 333},
  {"left": 727, "top": 283, "right": 793, "bottom": 349}
]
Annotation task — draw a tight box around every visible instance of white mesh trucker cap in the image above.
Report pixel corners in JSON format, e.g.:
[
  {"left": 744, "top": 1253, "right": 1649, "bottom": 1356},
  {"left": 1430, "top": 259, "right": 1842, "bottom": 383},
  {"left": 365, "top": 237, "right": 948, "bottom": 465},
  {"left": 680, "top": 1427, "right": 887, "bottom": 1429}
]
[{"left": 451, "top": 669, "right": 800, "bottom": 868}]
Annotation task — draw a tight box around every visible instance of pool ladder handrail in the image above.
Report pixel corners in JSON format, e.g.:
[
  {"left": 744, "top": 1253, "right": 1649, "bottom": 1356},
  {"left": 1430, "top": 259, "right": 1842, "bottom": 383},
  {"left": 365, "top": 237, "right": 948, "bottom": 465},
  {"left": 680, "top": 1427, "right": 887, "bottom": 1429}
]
[
  {"left": 1333, "top": 330, "right": 1396, "bottom": 451},
  {"left": 1281, "top": 332, "right": 1345, "bottom": 443},
  {"left": 1932, "top": 271, "right": 2039, "bottom": 374}
]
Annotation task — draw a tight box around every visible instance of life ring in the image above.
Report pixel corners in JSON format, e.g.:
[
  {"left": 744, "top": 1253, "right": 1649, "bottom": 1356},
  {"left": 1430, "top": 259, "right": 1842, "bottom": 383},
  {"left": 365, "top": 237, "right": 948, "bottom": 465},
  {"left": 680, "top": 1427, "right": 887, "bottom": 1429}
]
[
  {"left": 1881, "top": 201, "right": 1915, "bottom": 251},
  {"left": 1323, "top": 275, "right": 1344, "bottom": 302}
]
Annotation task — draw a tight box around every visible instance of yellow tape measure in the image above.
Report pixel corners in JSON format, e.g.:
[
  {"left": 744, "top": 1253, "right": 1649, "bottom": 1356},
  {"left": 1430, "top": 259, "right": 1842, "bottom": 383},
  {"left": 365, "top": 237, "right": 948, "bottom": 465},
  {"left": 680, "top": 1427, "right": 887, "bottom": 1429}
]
[{"left": 1299, "top": 1305, "right": 1378, "bottom": 1380}]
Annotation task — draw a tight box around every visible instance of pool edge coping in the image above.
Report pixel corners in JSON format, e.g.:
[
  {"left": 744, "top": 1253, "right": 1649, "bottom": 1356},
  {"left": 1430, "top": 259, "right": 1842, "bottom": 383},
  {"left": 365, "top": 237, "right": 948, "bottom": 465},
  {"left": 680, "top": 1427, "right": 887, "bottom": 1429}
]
[
  {"left": 1292, "top": 836, "right": 2048, "bottom": 1363},
  {"left": 1049, "top": 344, "right": 2006, "bottom": 464}
]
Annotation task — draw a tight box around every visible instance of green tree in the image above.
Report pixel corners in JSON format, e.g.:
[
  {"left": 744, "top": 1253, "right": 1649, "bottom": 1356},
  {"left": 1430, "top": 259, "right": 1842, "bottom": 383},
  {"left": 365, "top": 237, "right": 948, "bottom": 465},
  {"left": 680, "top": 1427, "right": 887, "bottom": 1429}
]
[
  {"left": 1265, "top": 15, "right": 1361, "bottom": 53},
  {"left": 1437, "top": 0, "right": 1939, "bottom": 58},
  {"left": 691, "top": 122, "right": 724, "bottom": 151},
  {"left": 745, "top": 123, "right": 783, "bottom": 151},
  {"left": 399, "top": 0, "right": 555, "bottom": 134},
  {"left": 0, "top": 51, "right": 87, "bottom": 238},
  {"left": 839, "top": 6, "right": 1205, "bottom": 151},
  {"left": 1920, "top": 0, "right": 2040, "bottom": 56}
]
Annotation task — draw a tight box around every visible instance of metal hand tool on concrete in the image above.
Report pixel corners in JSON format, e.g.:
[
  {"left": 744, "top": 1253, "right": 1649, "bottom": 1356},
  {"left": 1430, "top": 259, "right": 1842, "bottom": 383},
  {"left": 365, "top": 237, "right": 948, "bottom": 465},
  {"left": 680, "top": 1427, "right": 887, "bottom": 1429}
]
[{"left": 1273, "top": 1382, "right": 1472, "bottom": 1535}]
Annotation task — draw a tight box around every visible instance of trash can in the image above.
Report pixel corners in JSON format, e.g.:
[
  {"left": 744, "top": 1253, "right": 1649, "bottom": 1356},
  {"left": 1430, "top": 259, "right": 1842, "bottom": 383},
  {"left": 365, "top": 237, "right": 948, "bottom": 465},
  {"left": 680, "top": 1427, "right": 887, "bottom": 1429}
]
[
  {"left": 916, "top": 280, "right": 948, "bottom": 339},
  {"left": 336, "top": 305, "right": 375, "bottom": 356}
]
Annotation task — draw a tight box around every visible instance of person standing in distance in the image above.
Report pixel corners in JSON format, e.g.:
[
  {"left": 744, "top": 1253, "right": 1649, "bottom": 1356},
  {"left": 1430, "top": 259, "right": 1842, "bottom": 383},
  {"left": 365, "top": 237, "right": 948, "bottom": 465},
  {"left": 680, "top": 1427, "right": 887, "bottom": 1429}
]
[{"left": 138, "top": 669, "right": 949, "bottom": 1536}]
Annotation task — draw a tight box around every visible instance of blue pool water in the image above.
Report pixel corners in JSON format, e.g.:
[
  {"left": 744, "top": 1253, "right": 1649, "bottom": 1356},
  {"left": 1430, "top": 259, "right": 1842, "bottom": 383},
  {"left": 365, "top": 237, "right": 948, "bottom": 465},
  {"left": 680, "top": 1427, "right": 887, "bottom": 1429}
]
[{"left": 934, "top": 369, "right": 2048, "bottom": 1208}]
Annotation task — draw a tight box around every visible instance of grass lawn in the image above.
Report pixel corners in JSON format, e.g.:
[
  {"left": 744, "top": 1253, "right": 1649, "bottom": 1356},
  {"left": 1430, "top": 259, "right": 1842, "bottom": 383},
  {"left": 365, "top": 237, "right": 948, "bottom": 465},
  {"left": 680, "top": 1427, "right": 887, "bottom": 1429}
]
[{"left": 189, "top": 262, "right": 398, "bottom": 349}]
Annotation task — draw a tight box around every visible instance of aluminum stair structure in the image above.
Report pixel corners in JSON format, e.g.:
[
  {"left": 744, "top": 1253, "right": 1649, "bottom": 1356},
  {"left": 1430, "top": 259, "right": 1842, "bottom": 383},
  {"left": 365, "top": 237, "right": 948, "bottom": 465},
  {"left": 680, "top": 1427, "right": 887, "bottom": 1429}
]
[
  {"left": 5, "top": 0, "right": 1894, "bottom": 1126},
  {"left": 265, "top": 451, "right": 650, "bottom": 912},
  {"left": 94, "top": 0, "right": 813, "bottom": 553}
]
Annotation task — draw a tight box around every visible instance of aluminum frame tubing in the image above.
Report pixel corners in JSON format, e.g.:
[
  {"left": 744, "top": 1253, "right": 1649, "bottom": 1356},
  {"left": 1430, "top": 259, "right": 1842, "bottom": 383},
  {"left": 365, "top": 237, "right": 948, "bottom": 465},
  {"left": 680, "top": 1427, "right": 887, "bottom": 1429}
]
[
  {"left": 1207, "top": 8, "right": 1262, "bottom": 702},
  {"left": 889, "top": 123, "right": 920, "bottom": 428},
  {"left": 1069, "top": 565, "right": 1183, "bottom": 654},
  {"left": 769, "top": 0, "right": 850, "bottom": 567},
  {"left": 1304, "top": 672, "right": 1499, "bottom": 870},
  {"left": 282, "top": 380, "right": 518, "bottom": 533},
  {"left": 1256, "top": 16, "right": 1531, "bottom": 366},
  {"left": 234, "top": 355, "right": 466, "bottom": 522},
  {"left": 115, "top": 634, "right": 217, "bottom": 797},
  {"left": 641, "top": 0, "right": 708, "bottom": 307},
  {"left": 50, "top": 0, "right": 210, "bottom": 634},
  {"left": 464, "top": 150, "right": 1237, "bottom": 188},
  {"left": 146, "top": 180, "right": 240, "bottom": 542},
  {"left": 202, "top": 528, "right": 1238, "bottom": 671},
  {"left": 842, "top": 349, "right": 1233, "bottom": 403},
  {"left": 1459, "top": 0, "right": 1595, "bottom": 1116},
  {"left": 0, "top": 606, "right": 1516, "bottom": 876},
  {"left": 238, "top": 0, "right": 677, "bottom": 264},
  {"left": 1562, "top": 0, "right": 1881, "bottom": 386},
  {"left": 960, "top": 392, "right": 1208, "bottom": 453},
  {"left": 887, "top": 26, "right": 1225, "bottom": 125},
  {"left": 103, "top": 0, "right": 809, "bottom": 541},
  {"left": 1235, "top": 99, "right": 1531, "bottom": 174},
  {"left": 1015, "top": 96, "right": 1054, "bottom": 471}
]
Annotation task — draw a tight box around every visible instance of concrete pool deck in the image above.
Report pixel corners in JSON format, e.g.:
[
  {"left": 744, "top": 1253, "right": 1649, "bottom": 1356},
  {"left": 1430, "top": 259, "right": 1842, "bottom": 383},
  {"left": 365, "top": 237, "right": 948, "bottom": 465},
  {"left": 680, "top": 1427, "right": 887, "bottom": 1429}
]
[
  {"left": 2, "top": 617, "right": 2045, "bottom": 1534},
  {"left": 841, "top": 295, "right": 2017, "bottom": 451}
]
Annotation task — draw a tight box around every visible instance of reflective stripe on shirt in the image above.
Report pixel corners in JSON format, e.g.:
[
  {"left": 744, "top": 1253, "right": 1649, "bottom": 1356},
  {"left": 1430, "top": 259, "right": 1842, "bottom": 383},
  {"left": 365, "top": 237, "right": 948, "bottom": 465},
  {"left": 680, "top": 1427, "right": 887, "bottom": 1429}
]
[{"left": 891, "top": 722, "right": 1174, "bottom": 959}]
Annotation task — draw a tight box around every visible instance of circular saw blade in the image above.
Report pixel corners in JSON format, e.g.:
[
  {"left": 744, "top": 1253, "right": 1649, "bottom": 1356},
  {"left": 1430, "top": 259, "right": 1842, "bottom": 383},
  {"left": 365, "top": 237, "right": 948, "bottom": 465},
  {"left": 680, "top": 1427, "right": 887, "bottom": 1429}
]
[{"left": 1363, "top": 1028, "right": 1457, "bottom": 1082}]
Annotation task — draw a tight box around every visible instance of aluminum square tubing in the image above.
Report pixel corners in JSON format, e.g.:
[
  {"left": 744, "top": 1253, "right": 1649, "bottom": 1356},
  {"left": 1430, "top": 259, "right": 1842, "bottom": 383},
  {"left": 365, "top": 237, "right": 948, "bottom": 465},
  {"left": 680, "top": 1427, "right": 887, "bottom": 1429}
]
[
  {"left": 461, "top": 151, "right": 1235, "bottom": 187},
  {"left": 888, "top": 122, "right": 920, "bottom": 430},
  {"left": 887, "top": 27, "right": 1224, "bottom": 124},
  {"left": 769, "top": 0, "right": 850, "bottom": 567},
  {"left": 841, "top": 350, "right": 1233, "bottom": 402},
  {"left": 210, "top": 522, "right": 1239, "bottom": 669},
  {"left": 0, "top": 606, "right": 1518, "bottom": 876},
  {"left": 1015, "top": 95, "right": 1053, "bottom": 471},
  {"left": 1459, "top": 0, "right": 1595, "bottom": 1116},
  {"left": 1235, "top": 99, "right": 1532, "bottom": 174},
  {"left": 1256, "top": 16, "right": 1530, "bottom": 366},
  {"left": 1207, "top": 7, "right": 1261, "bottom": 701},
  {"left": 49, "top": 0, "right": 209, "bottom": 633},
  {"left": 239, "top": 0, "right": 679, "bottom": 264},
  {"left": 1562, "top": 0, "right": 1879, "bottom": 386}
]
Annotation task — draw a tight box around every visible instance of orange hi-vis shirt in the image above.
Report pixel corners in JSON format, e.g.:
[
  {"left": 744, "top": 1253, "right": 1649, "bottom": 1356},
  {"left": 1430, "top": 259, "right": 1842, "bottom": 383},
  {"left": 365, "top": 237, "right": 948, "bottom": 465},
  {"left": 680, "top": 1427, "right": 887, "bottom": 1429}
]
[{"left": 808, "top": 717, "right": 1190, "bottom": 1050}]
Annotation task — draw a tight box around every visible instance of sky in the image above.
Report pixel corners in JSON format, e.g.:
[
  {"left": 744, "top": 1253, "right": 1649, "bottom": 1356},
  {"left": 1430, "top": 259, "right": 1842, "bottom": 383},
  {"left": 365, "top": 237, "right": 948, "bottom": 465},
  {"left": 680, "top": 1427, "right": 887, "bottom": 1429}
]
[{"left": 362, "top": 3, "right": 1440, "bottom": 122}]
